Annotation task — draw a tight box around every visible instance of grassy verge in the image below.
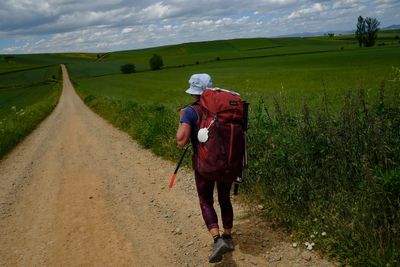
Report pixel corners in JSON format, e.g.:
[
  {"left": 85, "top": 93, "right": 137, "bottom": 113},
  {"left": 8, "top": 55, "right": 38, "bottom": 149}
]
[
  {"left": 0, "top": 65, "right": 62, "bottom": 159},
  {"left": 243, "top": 79, "right": 400, "bottom": 266}
]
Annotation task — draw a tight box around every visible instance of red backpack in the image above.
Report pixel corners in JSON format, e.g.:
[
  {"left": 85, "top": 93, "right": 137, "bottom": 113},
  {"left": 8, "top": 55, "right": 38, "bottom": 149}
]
[{"left": 191, "top": 88, "right": 245, "bottom": 180}]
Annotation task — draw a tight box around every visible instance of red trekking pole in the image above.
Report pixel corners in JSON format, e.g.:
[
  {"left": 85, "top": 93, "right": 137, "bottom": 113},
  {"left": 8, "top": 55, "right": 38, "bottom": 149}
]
[{"left": 169, "top": 145, "right": 190, "bottom": 188}]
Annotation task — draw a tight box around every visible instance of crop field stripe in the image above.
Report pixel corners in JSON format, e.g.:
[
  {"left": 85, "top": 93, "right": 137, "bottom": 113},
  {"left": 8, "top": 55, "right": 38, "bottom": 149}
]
[
  {"left": 0, "top": 80, "right": 58, "bottom": 89},
  {"left": 0, "top": 64, "right": 56, "bottom": 76}
]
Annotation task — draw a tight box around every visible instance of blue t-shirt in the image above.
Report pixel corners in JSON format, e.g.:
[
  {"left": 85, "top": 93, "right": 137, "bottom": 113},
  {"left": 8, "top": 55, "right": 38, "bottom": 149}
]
[{"left": 180, "top": 106, "right": 199, "bottom": 149}]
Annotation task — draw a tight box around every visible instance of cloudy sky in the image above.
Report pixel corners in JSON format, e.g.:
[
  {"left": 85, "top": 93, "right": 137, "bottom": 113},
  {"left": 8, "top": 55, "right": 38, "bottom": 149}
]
[{"left": 1, "top": 0, "right": 399, "bottom": 54}]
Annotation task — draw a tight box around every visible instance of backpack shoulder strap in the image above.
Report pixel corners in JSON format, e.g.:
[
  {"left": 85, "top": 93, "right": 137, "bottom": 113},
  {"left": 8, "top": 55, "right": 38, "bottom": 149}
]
[{"left": 190, "top": 100, "right": 202, "bottom": 125}]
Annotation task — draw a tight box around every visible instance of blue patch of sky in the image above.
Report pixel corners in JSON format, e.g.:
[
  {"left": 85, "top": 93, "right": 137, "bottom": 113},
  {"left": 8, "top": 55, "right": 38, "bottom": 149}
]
[
  {"left": 0, "top": 35, "right": 50, "bottom": 54},
  {"left": 0, "top": 39, "right": 17, "bottom": 51},
  {"left": 230, "top": 12, "right": 256, "bottom": 18}
]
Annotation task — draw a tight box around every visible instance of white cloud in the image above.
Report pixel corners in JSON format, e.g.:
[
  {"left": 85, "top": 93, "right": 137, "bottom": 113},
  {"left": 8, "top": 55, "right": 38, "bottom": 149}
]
[
  {"left": 122, "top": 28, "right": 133, "bottom": 34},
  {"left": 287, "top": 3, "right": 325, "bottom": 20},
  {"left": 139, "top": 2, "right": 178, "bottom": 19}
]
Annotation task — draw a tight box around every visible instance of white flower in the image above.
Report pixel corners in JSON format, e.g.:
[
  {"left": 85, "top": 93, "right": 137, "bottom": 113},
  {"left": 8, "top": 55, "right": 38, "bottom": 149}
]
[
  {"left": 321, "top": 232, "right": 327, "bottom": 236},
  {"left": 292, "top": 242, "right": 298, "bottom": 248},
  {"left": 306, "top": 242, "right": 315, "bottom": 250},
  {"left": 313, "top": 231, "right": 318, "bottom": 235},
  {"left": 310, "top": 234, "right": 315, "bottom": 239}
]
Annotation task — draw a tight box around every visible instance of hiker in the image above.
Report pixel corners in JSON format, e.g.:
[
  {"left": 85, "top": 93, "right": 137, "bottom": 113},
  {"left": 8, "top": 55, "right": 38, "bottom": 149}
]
[{"left": 176, "top": 74, "right": 236, "bottom": 263}]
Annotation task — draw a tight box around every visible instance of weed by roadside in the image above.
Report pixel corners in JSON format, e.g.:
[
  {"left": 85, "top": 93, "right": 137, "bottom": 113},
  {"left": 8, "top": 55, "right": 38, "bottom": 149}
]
[
  {"left": 0, "top": 67, "right": 61, "bottom": 159},
  {"left": 243, "top": 74, "right": 400, "bottom": 266}
]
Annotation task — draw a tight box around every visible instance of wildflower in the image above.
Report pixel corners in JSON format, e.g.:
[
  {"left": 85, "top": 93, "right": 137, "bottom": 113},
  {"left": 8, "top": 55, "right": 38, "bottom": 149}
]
[
  {"left": 321, "top": 232, "right": 327, "bottom": 237},
  {"left": 292, "top": 242, "right": 298, "bottom": 248},
  {"left": 305, "top": 242, "right": 315, "bottom": 250},
  {"left": 310, "top": 234, "right": 315, "bottom": 239},
  {"left": 313, "top": 231, "right": 318, "bottom": 235}
]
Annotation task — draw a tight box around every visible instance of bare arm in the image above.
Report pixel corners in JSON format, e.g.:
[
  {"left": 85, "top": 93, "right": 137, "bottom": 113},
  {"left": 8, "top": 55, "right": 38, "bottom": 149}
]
[
  {"left": 176, "top": 123, "right": 191, "bottom": 149},
  {"left": 176, "top": 108, "right": 192, "bottom": 148}
]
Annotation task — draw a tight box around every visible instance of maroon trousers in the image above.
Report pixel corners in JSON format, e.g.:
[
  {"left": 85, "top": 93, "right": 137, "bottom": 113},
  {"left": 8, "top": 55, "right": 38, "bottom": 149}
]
[{"left": 194, "top": 171, "right": 234, "bottom": 230}]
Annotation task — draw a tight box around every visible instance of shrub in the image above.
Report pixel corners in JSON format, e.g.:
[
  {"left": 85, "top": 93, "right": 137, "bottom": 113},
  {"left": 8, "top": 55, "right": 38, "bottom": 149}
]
[
  {"left": 120, "top": 63, "right": 136, "bottom": 74},
  {"left": 149, "top": 54, "right": 164, "bottom": 70}
]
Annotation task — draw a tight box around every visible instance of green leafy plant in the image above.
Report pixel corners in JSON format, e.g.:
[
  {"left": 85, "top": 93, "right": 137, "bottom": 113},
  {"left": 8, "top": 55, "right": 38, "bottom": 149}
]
[
  {"left": 149, "top": 54, "right": 164, "bottom": 70},
  {"left": 120, "top": 63, "right": 136, "bottom": 74}
]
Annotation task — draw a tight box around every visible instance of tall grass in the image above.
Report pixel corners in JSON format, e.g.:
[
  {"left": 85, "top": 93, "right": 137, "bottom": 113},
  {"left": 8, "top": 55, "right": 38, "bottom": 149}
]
[
  {"left": 78, "top": 70, "right": 400, "bottom": 266},
  {"left": 0, "top": 66, "right": 61, "bottom": 159},
  {"left": 244, "top": 77, "right": 400, "bottom": 266}
]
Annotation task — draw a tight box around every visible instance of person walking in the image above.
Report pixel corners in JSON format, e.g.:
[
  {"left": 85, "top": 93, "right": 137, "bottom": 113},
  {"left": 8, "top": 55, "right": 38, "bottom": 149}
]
[{"left": 176, "top": 74, "right": 235, "bottom": 263}]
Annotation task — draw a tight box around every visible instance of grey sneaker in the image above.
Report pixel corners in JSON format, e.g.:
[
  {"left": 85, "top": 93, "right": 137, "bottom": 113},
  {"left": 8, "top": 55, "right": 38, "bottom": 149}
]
[
  {"left": 208, "top": 238, "right": 230, "bottom": 263},
  {"left": 222, "top": 235, "right": 234, "bottom": 251}
]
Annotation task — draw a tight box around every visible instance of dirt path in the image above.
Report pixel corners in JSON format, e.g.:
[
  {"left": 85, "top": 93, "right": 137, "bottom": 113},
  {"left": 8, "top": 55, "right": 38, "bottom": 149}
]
[{"left": 0, "top": 65, "right": 335, "bottom": 266}]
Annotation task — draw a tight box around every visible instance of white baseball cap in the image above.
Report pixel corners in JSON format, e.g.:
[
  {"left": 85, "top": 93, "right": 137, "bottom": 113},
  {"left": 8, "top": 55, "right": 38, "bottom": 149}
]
[{"left": 185, "top": 74, "right": 212, "bottom": 95}]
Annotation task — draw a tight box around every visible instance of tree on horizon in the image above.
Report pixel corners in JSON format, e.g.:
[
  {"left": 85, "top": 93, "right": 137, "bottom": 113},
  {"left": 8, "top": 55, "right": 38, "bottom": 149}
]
[
  {"left": 149, "top": 54, "right": 164, "bottom": 70},
  {"left": 355, "top": 16, "right": 380, "bottom": 47},
  {"left": 355, "top": 16, "right": 365, "bottom": 47},
  {"left": 365, "top": 17, "right": 380, "bottom": 47}
]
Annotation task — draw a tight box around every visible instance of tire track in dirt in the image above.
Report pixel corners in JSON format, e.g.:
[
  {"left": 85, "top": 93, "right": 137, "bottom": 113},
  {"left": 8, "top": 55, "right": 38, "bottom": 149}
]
[{"left": 0, "top": 65, "right": 335, "bottom": 266}]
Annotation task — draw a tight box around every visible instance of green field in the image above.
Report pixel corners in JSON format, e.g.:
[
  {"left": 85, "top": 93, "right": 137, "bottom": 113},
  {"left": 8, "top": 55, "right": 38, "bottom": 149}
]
[
  {"left": 63, "top": 30, "right": 399, "bottom": 111},
  {"left": 5, "top": 31, "right": 399, "bottom": 109},
  {"left": 74, "top": 45, "right": 399, "bottom": 110},
  {"left": 1, "top": 30, "right": 399, "bottom": 266}
]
